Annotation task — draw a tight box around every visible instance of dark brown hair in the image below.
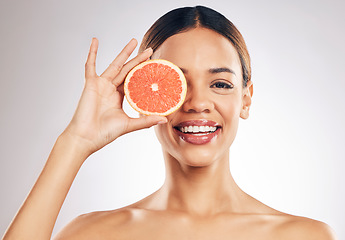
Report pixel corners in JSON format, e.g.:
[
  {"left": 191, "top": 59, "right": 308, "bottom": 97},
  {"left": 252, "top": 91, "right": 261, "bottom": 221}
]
[{"left": 139, "top": 5, "right": 251, "bottom": 87}]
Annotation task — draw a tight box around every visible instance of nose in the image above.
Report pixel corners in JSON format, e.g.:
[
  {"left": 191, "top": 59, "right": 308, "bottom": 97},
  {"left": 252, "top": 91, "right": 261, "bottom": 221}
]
[{"left": 181, "top": 84, "right": 214, "bottom": 113}]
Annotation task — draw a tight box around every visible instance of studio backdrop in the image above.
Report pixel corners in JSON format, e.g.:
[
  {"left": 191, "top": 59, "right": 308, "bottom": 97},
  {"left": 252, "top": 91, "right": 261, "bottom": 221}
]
[{"left": 0, "top": 0, "right": 344, "bottom": 238}]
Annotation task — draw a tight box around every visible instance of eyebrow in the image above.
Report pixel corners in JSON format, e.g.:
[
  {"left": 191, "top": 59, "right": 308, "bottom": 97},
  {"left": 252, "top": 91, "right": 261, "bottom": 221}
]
[
  {"left": 209, "top": 67, "right": 236, "bottom": 75},
  {"left": 179, "top": 67, "right": 236, "bottom": 76}
]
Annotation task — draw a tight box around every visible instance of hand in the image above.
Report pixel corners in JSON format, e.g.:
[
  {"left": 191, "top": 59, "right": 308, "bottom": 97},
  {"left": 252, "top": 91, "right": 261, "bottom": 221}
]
[{"left": 64, "top": 38, "right": 167, "bottom": 156}]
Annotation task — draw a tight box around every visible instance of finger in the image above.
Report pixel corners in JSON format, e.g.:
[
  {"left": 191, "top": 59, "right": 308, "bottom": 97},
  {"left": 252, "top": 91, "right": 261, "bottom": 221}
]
[
  {"left": 126, "top": 115, "right": 167, "bottom": 133},
  {"left": 117, "top": 82, "right": 124, "bottom": 96},
  {"left": 112, "top": 47, "right": 153, "bottom": 87},
  {"left": 100, "top": 38, "right": 138, "bottom": 81},
  {"left": 85, "top": 38, "right": 99, "bottom": 78}
]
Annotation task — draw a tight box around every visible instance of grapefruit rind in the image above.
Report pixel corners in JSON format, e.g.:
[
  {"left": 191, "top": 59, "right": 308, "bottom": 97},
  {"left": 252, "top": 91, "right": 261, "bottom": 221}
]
[{"left": 124, "top": 59, "right": 187, "bottom": 116}]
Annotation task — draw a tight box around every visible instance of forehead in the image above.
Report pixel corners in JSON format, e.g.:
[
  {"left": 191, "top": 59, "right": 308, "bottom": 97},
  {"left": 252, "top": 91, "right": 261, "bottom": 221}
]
[{"left": 151, "top": 28, "right": 241, "bottom": 74}]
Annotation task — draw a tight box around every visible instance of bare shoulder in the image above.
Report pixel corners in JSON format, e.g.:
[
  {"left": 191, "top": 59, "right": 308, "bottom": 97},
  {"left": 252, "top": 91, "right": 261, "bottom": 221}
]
[
  {"left": 53, "top": 208, "right": 135, "bottom": 240},
  {"left": 248, "top": 196, "right": 337, "bottom": 239},
  {"left": 274, "top": 214, "right": 337, "bottom": 240}
]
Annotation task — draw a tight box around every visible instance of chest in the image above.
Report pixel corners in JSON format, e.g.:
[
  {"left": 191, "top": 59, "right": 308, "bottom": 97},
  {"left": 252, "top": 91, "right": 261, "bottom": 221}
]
[{"left": 109, "top": 215, "right": 280, "bottom": 240}]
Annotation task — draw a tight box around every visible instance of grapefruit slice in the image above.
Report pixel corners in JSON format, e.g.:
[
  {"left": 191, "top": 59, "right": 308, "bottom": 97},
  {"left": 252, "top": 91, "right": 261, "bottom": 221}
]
[{"left": 124, "top": 59, "right": 187, "bottom": 116}]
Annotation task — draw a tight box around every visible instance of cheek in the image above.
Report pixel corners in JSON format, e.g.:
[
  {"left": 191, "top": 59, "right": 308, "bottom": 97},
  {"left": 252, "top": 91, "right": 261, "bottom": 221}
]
[
  {"left": 217, "top": 95, "right": 242, "bottom": 118},
  {"left": 154, "top": 111, "right": 178, "bottom": 142},
  {"left": 154, "top": 123, "right": 173, "bottom": 148},
  {"left": 217, "top": 97, "right": 242, "bottom": 136}
]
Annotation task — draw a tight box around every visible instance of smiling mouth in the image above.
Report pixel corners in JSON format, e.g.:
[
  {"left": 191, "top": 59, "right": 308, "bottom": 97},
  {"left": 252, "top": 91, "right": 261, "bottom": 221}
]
[
  {"left": 174, "top": 125, "right": 219, "bottom": 135},
  {"left": 173, "top": 120, "right": 221, "bottom": 144}
]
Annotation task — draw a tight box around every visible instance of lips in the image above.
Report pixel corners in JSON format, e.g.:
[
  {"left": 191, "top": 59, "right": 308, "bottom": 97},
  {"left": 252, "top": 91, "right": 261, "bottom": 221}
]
[{"left": 173, "top": 120, "right": 221, "bottom": 145}]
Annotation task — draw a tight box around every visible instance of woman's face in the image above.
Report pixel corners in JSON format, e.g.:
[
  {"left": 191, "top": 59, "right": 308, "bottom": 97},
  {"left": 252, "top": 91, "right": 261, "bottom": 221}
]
[{"left": 151, "top": 27, "right": 252, "bottom": 167}]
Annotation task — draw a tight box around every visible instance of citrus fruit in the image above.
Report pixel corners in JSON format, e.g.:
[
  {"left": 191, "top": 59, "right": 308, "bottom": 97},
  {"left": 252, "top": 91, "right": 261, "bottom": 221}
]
[{"left": 124, "top": 59, "right": 187, "bottom": 116}]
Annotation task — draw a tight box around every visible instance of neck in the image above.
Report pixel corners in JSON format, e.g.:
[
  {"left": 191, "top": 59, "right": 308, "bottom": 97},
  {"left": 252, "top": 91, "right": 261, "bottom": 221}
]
[{"left": 153, "top": 150, "right": 247, "bottom": 216}]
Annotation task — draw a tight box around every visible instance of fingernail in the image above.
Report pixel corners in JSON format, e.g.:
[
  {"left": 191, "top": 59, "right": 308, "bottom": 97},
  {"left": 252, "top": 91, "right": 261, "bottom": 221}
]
[
  {"left": 143, "top": 47, "right": 152, "bottom": 53},
  {"left": 157, "top": 119, "right": 167, "bottom": 124}
]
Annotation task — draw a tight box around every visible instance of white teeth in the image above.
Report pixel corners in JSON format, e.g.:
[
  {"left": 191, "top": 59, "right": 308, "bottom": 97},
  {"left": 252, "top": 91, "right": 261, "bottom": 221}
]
[
  {"left": 193, "top": 126, "right": 198, "bottom": 133},
  {"left": 179, "top": 126, "right": 217, "bottom": 133}
]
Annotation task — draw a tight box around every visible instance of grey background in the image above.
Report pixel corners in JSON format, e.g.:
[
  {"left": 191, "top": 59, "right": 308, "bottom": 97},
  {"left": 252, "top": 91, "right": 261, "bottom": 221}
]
[{"left": 1, "top": 0, "right": 344, "bottom": 238}]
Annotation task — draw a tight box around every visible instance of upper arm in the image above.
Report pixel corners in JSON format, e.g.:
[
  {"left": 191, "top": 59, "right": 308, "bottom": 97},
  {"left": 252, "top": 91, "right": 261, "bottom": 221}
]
[
  {"left": 306, "top": 221, "right": 337, "bottom": 240},
  {"left": 52, "top": 209, "right": 133, "bottom": 240},
  {"left": 281, "top": 217, "right": 337, "bottom": 240},
  {"left": 53, "top": 214, "right": 94, "bottom": 240}
]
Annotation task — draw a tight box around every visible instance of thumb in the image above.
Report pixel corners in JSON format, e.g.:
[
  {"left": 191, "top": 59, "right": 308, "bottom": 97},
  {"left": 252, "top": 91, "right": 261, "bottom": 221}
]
[{"left": 126, "top": 115, "right": 167, "bottom": 132}]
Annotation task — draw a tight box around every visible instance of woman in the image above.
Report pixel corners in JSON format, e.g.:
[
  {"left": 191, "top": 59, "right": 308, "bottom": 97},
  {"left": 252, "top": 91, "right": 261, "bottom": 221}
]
[{"left": 3, "top": 6, "right": 336, "bottom": 240}]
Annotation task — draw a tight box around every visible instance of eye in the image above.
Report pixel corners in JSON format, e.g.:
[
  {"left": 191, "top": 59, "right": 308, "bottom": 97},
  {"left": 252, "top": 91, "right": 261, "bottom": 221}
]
[{"left": 210, "top": 81, "right": 234, "bottom": 89}]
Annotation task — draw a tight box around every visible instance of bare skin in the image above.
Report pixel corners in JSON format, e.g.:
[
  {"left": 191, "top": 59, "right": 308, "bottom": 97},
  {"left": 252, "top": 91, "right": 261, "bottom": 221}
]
[{"left": 3, "top": 29, "right": 337, "bottom": 240}]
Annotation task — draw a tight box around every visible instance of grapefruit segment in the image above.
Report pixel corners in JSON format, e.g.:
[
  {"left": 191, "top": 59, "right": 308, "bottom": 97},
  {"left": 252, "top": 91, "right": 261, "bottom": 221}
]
[{"left": 124, "top": 59, "right": 187, "bottom": 116}]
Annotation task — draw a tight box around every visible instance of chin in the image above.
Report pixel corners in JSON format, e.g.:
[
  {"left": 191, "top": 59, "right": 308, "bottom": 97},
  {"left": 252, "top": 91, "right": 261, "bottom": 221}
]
[
  {"left": 170, "top": 143, "right": 230, "bottom": 169},
  {"left": 180, "top": 153, "right": 217, "bottom": 168}
]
